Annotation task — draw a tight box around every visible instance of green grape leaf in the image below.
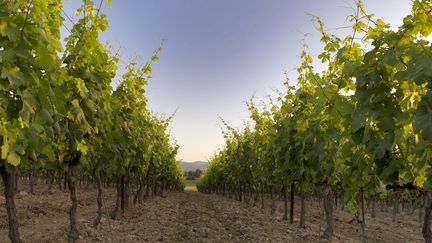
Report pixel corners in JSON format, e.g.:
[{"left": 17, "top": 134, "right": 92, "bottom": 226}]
[
  {"left": 1, "top": 142, "right": 9, "bottom": 159},
  {"left": 42, "top": 145, "right": 56, "bottom": 161},
  {"left": 413, "top": 93, "right": 432, "bottom": 141},
  {"left": 351, "top": 110, "right": 363, "bottom": 133},
  {"left": 77, "top": 140, "right": 88, "bottom": 155},
  {"left": 71, "top": 99, "right": 85, "bottom": 122},
  {"left": 1, "top": 66, "right": 25, "bottom": 87},
  {"left": 6, "top": 151, "right": 20, "bottom": 167},
  {"left": 38, "top": 42, "right": 53, "bottom": 70},
  {"left": 20, "top": 90, "right": 38, "bottom": 122},
  {"left": 0, "top": 21, "right": 19, "bottom": 41},
  {"left": 76, "top": 78, "right": 89, "bottom": 98}
]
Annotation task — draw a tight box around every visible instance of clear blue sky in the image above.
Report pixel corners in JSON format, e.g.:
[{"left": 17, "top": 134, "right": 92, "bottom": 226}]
[{"left": 63, "top": 0, "right": 413, "bottom": 162}]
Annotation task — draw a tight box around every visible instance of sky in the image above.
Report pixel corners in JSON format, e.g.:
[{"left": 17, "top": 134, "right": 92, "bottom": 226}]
[{"left": 62, "top": 0, "right": 413, "bottom": 162}]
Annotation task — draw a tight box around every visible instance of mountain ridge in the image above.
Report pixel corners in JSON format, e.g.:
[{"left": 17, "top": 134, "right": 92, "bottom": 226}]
[{"left": 179, "top": 161, "right": 208, "bottom": 172}]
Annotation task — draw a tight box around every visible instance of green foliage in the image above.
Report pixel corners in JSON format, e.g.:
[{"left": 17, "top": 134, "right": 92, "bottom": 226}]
[
  {"left": 0, "top": 0, "right": 184, "bottom": 187},
  {"left": 0, "top": 0, "right": 63, "bottom": 170},
  {"left": 198, "top": 0, "right": 431, "bottom": 212}
]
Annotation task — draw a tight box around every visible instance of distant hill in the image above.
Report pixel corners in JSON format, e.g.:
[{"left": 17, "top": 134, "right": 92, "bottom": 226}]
[{"left": 179, "top": 161, "right": 208, "bottom": 172}]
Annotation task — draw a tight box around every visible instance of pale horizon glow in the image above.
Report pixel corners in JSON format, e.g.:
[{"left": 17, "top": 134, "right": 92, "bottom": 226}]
[{"left": 62, "top": 0, "right": 413, "bottom": 162}]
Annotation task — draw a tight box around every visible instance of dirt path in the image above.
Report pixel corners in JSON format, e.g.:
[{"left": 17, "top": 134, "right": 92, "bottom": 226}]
[
  {"left": 175, "top": 192, "right": 296, "bottom": 242},
  {"left": 0, "top": 184, "right": 425, "bottom": 242},
  {"left": 0, "top": 186, "right": 292, "bottom": 242}
]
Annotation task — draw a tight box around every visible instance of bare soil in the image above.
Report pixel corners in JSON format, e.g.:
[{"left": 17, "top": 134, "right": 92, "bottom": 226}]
[{"left": 0, "top": 183, "right": 425, "bottom": 242}]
